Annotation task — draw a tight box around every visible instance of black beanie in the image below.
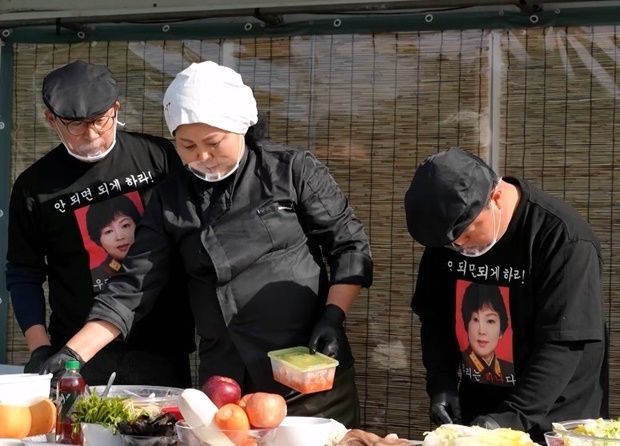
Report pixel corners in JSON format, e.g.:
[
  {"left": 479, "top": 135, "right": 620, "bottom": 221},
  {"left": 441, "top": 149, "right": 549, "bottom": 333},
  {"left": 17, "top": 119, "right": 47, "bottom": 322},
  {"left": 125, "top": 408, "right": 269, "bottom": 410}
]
[{"left": 404, "top": 147, "right": 498, "bottom": 247}]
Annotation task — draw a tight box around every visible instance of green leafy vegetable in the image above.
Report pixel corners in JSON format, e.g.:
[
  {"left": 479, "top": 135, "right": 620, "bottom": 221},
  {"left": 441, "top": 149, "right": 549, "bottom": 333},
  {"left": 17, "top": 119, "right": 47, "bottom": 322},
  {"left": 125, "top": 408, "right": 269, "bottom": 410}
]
[
  {"left": 71, "top": 392, "right": 143, "bottom": 432},
  {"left": 573, "top": 418, "right": 620, "bottom": 439}
]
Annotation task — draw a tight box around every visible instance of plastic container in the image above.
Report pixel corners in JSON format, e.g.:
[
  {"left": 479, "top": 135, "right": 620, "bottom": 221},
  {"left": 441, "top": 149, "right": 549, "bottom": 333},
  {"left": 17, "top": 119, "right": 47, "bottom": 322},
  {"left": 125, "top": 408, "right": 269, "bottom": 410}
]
[
  {"left": 553, "top": 419, "right": 620, "bottom": 445},
  {"left": 56, "top": 360, "right": 86, "bottom": 444},
  {"left": 175, "top": 420, "right": 276, "bottom": 446},
  {"left": 544, "top": 431, "right": 565, "bottom": 446},
  {"left": 89, "top": 385, "right": 182, "bottom": 413},
  {"left": 267, "top": 346, "right": 338, "bottom": 394},
  {"left": 0, "top": 373, "right": 52, "bottom": 405}
]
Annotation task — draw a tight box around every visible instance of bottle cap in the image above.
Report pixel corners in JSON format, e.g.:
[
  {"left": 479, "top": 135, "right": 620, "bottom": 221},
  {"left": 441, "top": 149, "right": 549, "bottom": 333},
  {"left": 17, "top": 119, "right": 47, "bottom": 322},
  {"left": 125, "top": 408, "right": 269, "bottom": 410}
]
[{"left": 65, "top": 360, "right": 80, "bottom": 370}]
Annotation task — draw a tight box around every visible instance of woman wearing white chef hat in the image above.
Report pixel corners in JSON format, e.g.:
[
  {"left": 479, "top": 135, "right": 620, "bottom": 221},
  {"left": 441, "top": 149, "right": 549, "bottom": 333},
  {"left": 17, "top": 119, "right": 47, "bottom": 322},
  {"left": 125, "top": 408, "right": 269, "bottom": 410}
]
[{"left": 41, "top": 60, "right": 373, "bottom": 427}]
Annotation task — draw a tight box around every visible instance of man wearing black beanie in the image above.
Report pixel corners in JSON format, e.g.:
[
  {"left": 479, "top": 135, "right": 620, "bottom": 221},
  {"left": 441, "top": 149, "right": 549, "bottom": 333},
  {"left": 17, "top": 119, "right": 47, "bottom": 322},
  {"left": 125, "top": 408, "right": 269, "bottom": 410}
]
[{"left": 404, "top": 147, "right": 607, "bottom": 442}]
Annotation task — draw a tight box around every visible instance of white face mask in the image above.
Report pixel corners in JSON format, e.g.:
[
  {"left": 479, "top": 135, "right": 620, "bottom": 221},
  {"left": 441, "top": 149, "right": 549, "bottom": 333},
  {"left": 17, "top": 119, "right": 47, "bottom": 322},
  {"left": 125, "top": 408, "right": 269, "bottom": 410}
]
[
  {"left": 188, "top": 136, "right": 245, "bottom": 183},
  {"left": 454, "top": 206, "right": 501, "bottom": 258},
  {"left": 55, "top": 119, "right": 117, "bottom": 163}
]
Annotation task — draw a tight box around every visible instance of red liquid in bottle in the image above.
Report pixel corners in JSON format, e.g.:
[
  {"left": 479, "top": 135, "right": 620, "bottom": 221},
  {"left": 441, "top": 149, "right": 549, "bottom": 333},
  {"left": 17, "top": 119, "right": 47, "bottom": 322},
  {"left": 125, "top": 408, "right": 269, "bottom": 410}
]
[
  {"left": 56, "top": 360, "right": 86, "bottom": 444},
  {"left": 56, "top": 419, "right": 83, "bottom": 444}
]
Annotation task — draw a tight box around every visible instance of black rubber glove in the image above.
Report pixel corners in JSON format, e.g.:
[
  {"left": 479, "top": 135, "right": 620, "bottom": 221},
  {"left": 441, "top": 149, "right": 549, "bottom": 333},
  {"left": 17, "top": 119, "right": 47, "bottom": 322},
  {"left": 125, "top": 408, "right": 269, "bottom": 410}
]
[
  {"left": 308, "top": 304, "right": 346, "bottom": 359},
  {"left": 39, "top": 345, "right": 85, "bottom": 384},
  {"left": 471, "top": 414, "right": 500, "bottom": 429},
  {"left": 24, "top": 345, "right": 55, "bottom": 373},
  {"left": 430, "top": 390, "right": 462, "bottom": 425}
]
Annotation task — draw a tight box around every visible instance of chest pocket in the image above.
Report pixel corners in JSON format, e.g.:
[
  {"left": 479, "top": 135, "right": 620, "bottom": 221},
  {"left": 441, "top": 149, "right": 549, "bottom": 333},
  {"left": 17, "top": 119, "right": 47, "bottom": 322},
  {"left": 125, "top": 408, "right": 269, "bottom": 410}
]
[{"left": 256, "top": 199, "right": 306, "bottom": 253}]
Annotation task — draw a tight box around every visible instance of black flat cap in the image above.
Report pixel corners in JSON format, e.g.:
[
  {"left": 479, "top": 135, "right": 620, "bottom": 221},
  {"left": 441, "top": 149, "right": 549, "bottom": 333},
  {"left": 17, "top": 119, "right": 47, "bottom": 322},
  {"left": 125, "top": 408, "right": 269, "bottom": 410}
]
[
  {"left": 42, "top": 60, "right": 119, "bottom": 120},
  {"left": 404, "top": 147, "right": 498, "bottom": 247}
]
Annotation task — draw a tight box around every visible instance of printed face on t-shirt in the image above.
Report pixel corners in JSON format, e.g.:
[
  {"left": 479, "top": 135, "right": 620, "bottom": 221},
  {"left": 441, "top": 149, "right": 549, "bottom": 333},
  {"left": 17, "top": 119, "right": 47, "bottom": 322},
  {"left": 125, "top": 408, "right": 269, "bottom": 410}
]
[
  {"left": 74, "top": 191, "right": 144, "bottom": 292},
  {"left": 98, "top": 212, "right": 136, "bottom": 261},
  {"left": 466, "top": 304, "right": 502, "bottom": 363},
  {"left": 455, "top": 279, "right": 516, "bottom": 387}
]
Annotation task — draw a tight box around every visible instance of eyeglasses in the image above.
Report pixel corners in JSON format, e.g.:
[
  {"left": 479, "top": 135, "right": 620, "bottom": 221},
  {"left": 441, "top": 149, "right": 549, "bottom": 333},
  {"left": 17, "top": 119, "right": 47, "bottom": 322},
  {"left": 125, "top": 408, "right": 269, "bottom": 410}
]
[{"left": 58, "top": 112, "right": 116, "bottom": 136}]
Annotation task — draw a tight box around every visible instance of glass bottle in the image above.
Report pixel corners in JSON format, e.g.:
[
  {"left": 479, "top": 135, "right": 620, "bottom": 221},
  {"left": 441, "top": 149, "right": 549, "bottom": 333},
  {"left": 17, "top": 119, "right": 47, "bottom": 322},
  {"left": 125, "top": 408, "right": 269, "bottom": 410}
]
[{"left": 55, "top": 359, "right": 85, "bottom": 444}]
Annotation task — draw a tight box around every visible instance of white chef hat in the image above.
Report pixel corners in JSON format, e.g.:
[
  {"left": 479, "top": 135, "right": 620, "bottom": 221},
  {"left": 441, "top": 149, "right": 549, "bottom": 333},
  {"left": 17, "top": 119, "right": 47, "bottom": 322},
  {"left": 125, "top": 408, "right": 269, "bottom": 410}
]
[{"left": 163, "top": 61, "right": 258, "bottom": 136}]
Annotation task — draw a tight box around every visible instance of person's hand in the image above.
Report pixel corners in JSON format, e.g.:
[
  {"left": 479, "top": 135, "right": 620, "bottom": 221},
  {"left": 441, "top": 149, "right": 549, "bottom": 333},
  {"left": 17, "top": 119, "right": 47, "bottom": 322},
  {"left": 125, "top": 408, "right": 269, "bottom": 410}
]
[
  {"left": 24, "top": 345, "right": 55, "bottom": 373},
  {"left": 308, "top": 304, "right": 346, "bottom": 359},
  {"left": 39, "top": 346, "right": 85, "bottom": 385},
  {"left": 471, "top": 414, "right": 500, "bottom": 429},
  {"left": 430, "top": 390, "right": 462, "bottom": 425}
]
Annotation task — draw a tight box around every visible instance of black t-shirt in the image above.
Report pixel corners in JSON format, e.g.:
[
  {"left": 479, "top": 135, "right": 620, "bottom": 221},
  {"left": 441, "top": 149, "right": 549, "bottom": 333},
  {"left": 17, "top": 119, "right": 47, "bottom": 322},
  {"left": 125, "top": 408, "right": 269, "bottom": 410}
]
[
  {"left": 7, "top": 131, "right": 195, "bottom": 354},
  {"left": 412, "top": 177, "right": 605, "bottom": 436}
]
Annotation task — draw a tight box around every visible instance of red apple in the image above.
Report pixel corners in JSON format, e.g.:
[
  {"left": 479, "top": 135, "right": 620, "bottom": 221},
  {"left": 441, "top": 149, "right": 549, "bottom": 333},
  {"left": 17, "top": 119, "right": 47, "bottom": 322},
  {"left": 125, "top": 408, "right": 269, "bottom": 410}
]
[{"left": 201, "top": 375, "right": 242, "bottom": 408}]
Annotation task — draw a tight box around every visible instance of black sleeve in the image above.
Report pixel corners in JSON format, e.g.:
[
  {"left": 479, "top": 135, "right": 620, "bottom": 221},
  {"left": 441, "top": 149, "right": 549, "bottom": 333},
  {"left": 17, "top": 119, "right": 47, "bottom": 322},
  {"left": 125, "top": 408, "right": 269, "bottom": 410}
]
[
  {"left": 6, "top": 175, "right": 49, "bottom": 333},
  {"left": 6, "top": 262, "right": 47, "bottom": 333},
  {"left": 533, "top": 238, "right": 603, "bottom": 342},
  {"left": 293, "top": 151, "right": 372, "bottom": 287},
  {"left": 6, "top": 174, "right": 46, "bottom": 268},
  {"left": 412, "top": 249, "right": 461, "bottom": 397}
]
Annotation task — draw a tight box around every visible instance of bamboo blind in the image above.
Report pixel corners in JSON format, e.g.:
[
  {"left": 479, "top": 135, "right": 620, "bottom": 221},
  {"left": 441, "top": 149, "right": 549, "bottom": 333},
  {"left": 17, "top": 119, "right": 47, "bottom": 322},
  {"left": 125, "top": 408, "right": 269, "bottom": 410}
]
[{"left": 6, "top": 26, "right": 620, "bottom": 439}]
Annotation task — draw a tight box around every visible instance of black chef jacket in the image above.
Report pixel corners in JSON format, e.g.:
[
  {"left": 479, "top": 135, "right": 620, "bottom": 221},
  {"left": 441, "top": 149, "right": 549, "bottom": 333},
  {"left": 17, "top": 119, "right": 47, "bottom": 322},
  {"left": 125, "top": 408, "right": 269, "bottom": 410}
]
[{"left": 90, "top": 142, "right": 373, "bottom": 393}]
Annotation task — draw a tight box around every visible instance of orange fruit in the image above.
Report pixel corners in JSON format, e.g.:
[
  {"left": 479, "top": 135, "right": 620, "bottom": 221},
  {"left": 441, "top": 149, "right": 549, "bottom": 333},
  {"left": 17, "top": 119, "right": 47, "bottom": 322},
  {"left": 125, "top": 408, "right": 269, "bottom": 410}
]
[
  {"left": 214, "top": 403, "right": 251, "bottom": 444},
  {"left": 0, "top": 404, "right": 31, "bottom": 439},
  {"left": 244, "top": 392, "right": 287, "bottom": 429},
  {"left": 28, "top": 399, "right": 57, "bottom": 436}
]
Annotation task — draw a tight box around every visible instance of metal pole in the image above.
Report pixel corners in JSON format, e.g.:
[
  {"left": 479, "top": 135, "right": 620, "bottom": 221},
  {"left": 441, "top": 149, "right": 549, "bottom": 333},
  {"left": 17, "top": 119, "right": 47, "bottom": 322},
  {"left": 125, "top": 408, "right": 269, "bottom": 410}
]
[
  {"left": 0, "top": 38, "right": 13, "bottom": 364},
  {"left": 489, "top": 29, "right": 502, "bottom": 172},
  {"left": 0, "top": 0, "right": 523, "bottom": 27}
]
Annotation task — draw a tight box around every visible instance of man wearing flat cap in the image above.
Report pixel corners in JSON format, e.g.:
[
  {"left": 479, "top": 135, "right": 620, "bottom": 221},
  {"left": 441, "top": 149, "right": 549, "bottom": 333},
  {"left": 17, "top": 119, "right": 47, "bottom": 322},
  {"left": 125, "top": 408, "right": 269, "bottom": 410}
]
[
  {"left": 6, "top": 60, "right": 194, "bottom": 387},
  {"left": 404, "top": 147, "right": 607, "bottom": 441}
]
